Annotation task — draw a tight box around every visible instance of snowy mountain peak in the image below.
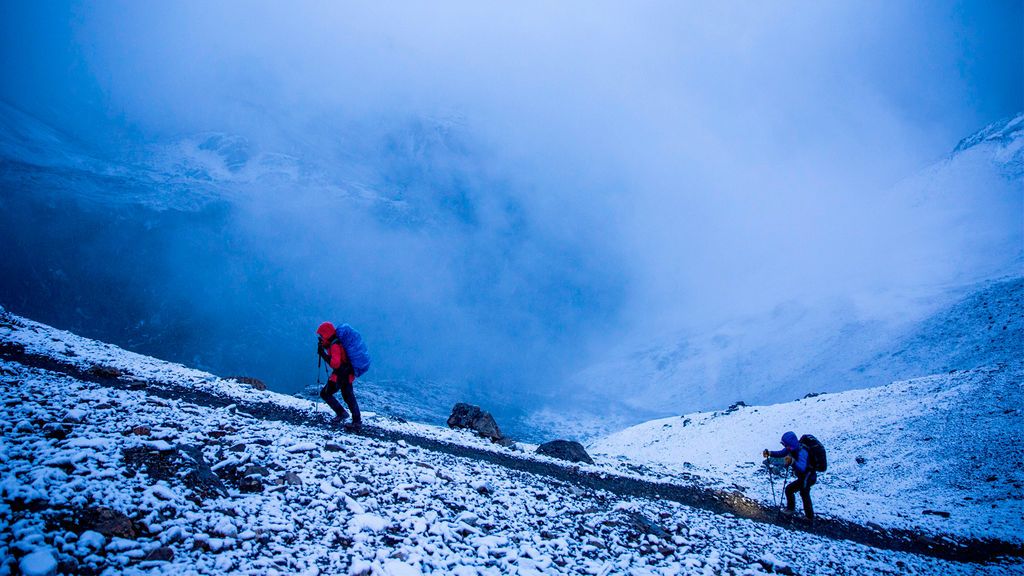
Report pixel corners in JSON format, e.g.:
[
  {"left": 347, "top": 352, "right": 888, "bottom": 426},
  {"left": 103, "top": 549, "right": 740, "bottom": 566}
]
[
  {"left": 952, "top": 113, "right": 1024, "bottom": 178},
  {"left": 953, "top": 113, "right": 1024, "bottom": 155}
]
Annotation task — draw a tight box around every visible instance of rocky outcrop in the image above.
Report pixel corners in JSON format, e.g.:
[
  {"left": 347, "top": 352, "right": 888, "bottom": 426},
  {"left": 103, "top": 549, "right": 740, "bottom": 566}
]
[
  {"left": 447, "top": 403, "right": 506, "bottom": 444},
  {"left": 536, "top": 440, "right": 594, "bottom": 464}
]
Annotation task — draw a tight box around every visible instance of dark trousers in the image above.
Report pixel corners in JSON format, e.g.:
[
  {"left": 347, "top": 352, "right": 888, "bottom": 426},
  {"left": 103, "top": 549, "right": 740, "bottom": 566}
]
[
  {"left": 785, "top": 470, "right": 817, "bottom": 519},
  {"left": 320, "top": 364, "right": 360, "bottom": 424}
]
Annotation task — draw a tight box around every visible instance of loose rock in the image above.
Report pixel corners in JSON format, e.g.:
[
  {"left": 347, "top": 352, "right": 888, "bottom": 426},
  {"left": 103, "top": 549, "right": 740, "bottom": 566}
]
[
  {"left": 79, "top": 506, "right": 136, "bottom": 539},
  {"left": 19, "top": 550, "right": 57, "bottom": 576},
  {"left": 225, "top": 376, "right": 267, "bottom": 391},
  {"left": 536, "top": 440, "right": 594, "bottom": 465},
  {"left": 239, "top": 476, "right": 264, "bottom": 493},
  {"left": 88, "top": 364, "right": 123, "bottom": 379},
  {"left": 145, "top": 547, "right": 175, "bottom": 562}
]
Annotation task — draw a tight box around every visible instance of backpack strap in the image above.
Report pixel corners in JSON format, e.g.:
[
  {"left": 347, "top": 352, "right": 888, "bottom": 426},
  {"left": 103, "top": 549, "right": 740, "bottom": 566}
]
[{"left": 799, "top": 443, "right": 814, "bottom": 469}]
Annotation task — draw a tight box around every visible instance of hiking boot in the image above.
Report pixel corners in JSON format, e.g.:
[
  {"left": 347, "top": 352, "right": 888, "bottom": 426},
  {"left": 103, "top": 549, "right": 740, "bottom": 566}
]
[
  {"left": 343, "top": 421, "right": 362, "bottom": 434},
  {"left": 329, "top": 410, "right": 349, "bottom": 426},
  {"left": 780, "top": 508, "right": 797, "bottom": 518}
]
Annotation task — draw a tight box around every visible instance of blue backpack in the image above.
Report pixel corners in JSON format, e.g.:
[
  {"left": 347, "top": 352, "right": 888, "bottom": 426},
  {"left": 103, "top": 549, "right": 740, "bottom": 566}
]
[{"left": 335, "top": 323, "right": 371, "bottom": 377}]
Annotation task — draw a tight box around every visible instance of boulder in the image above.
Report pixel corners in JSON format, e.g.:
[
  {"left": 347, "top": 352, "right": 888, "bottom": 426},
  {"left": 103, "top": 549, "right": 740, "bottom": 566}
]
[
  {"left": 535, "top": 440, "right": 594, "bottom": 465},
  {"left": 447, "top": 403, "right": 505, "bottom": 443}
]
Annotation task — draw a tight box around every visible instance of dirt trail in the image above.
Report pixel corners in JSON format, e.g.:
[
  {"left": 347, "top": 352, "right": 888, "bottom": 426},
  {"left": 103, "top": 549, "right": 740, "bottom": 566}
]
[{"left": 2, "top": 341, "right": 1021, "bottom": 564}]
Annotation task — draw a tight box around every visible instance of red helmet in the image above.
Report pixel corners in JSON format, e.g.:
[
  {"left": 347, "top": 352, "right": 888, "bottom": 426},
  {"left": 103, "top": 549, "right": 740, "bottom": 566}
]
[{"left": 316, "top": 322, "right": 336, "bottom": 344}]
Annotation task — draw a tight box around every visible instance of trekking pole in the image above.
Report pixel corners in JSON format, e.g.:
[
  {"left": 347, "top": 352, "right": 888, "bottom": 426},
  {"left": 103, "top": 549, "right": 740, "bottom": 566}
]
[
  {"left": 765, "top": 460, "right": 777, "bottom": 508},
  {"left": 310, "top": 348, "right": 322, "bottom": 421}
]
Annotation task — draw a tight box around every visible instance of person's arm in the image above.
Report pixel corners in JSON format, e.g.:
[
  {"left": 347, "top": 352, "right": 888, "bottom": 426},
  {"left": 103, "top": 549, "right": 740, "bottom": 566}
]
[
  {"left": 329, "top": 342, "right": 349, "bottom": 370},
  {"left": 768, "top": 448, "right": 788, "bottom": 459}
]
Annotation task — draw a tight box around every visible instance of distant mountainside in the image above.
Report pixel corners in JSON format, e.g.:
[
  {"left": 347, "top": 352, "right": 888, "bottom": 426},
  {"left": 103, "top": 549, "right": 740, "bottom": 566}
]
[
  {"left": 0, "top": 100, "right": 596, "bottom": 441},
  {"left": 0, "top": 100, "right": 386, "bottom": 212},
  {"left": 535, "top": 114, "right": 1023, "bottom": 439}
]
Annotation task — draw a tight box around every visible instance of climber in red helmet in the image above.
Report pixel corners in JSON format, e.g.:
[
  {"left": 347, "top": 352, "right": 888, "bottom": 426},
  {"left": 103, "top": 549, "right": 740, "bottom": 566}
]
[{"left": 317, "top": 321, "right": 371, "bottom": 432}]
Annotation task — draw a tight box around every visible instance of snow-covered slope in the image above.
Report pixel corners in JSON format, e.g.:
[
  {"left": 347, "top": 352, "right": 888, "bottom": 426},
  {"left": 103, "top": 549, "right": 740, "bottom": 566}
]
[
  {"left": 540, "top": 273, "right": 1023, "bottom": 440},
  {"left": 591, "top": 359, "right": 1024, "bottom": 543},
  {"left": 4, "top": 311, "right": 1024, "bottom": 574}
]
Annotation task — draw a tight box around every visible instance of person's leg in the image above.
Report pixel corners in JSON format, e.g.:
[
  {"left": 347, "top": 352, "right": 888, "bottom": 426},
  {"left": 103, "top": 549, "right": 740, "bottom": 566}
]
[
  {"left": 319, "top": 378, "right": 348, "bottom": 419},
  {"left": 784, "top": 479, "right": 800, "bottom": 512},
  {"left": 340, "top": 376, "right": 361, "bottom": 425},
  {"left": 800, "top": 471, "right": 816, "bottom": 519}
]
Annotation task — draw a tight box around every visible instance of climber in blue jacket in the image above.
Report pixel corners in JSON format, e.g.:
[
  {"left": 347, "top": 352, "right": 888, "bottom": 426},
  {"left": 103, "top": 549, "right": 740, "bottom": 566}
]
[{"left": 763, "top": 431, "right": 816, "bottom": 520}]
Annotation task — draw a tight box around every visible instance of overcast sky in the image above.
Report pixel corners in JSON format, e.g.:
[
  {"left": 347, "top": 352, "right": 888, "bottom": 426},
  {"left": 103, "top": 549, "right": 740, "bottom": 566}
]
[{"left": 1, "top": 1, "right": 1021, "bottom": 406}]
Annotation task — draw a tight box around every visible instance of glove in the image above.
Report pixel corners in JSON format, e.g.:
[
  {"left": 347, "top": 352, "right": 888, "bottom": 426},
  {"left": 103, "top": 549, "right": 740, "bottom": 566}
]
[
  {"left": 784, "top": 455, "right": 793, "bottom": 466},
  {"left": 762, "top": 449, "right": 770, "bottom": 459}
]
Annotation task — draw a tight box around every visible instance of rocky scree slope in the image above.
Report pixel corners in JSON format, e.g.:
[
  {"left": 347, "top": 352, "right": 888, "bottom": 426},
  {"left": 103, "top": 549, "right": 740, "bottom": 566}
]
[{"left": 2, "top": 309, "right": 1024, "bottom": 575}]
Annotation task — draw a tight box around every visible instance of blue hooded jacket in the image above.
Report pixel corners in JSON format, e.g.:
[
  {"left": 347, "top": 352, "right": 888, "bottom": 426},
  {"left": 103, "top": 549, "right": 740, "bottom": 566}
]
[{"left": 770, "top": 431, "right": 809, "bottom": 475}]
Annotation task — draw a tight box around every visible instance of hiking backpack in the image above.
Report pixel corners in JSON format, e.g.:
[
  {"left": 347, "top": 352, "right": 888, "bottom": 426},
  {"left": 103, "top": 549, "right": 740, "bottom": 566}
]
[
  {"left": 335, "top": 323, "right": 371, "bottom": 377},
  {"left": 799, "top": 434, "right": 827, "bottom": 472}
]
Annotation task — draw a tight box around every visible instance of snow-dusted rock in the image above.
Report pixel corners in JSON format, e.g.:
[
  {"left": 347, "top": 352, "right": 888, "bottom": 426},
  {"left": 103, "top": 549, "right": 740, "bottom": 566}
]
[
  {"left": 381, "top": 560, "right": 421, "bottom": 576},
  {"left": 64, "top": 408, "right": 86, "bottom": 422},
  {"left": 77, "top": 530, "right": 106, "bottom": 554},
  {"left": 470, "top": 480, "right": 493, "bottom": 495},
  {"left": 348, "top": 514, "right": 387, "bottom": 534},
  {"left": 18, "top": 550, "right": 57, "bottom": 576},
  {"left": 145, "top": 546, "right": 175, "bottom": 561},
  {"left": 286, "top": 442, "right": 319, "bottom": 453},
  {"left": 211, "top": 517, "right": 238, "bottom": 538},
  {"left": 143, "top": 440, "right": 175, "bottom": 451}
]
